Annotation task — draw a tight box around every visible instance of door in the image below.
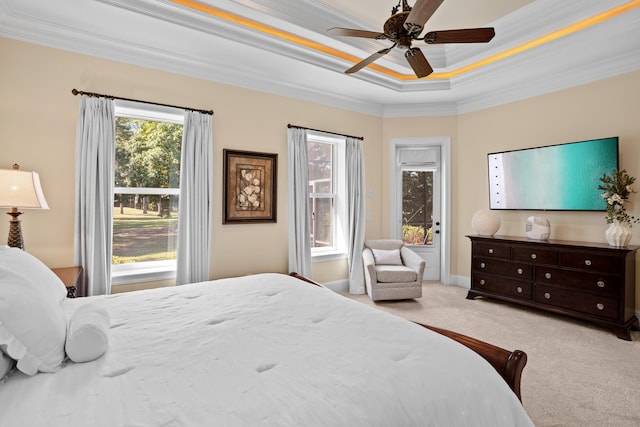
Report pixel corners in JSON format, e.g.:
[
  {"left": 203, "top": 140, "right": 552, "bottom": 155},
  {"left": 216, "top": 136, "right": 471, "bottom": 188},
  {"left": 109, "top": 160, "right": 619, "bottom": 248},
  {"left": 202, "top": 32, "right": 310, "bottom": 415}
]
[{"left": 392, "top": 146, "right": 442, "bottom": 281}]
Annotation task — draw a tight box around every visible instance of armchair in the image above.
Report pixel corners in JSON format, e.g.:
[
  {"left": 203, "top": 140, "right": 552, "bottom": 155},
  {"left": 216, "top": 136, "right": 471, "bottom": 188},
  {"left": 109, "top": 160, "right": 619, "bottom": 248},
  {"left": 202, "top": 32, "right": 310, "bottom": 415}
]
[{"left": 362, "top": 239, "right": 425, "bottom": 301}]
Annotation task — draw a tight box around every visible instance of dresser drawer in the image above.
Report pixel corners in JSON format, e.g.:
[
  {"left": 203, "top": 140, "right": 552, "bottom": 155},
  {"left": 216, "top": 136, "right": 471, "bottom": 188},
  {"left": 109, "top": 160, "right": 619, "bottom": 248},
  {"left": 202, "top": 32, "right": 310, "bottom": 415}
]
[
  {"left": 560, "top": 252, "right": 622, "bottom": 274},
  {"left": 468, "top": 234, "right": 637, "bottom": 340},
  {"left": 473, "top": 242, "right": 510, "bottom": 259},
  {"left": 473, "top": 258, "right": 532, "bottom": 280},
  {"left": 472, "top": 273, "right": 532, "bottom": 300},
  {"left": 512, "top": 246, "right": 558, "bottom": 265},
  {"left": 534, "top": 285, "right": 619, "bottom": 320},
  {"left": 534, "top": 267, "right": 620, "bottom": 296}
]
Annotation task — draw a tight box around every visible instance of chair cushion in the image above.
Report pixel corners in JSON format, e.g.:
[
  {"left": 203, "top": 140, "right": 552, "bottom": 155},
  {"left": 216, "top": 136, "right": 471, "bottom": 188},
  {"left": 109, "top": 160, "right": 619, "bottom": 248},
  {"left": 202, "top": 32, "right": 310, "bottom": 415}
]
[{"left": 375, "top": 265, "right": 418, "bottom": 283}]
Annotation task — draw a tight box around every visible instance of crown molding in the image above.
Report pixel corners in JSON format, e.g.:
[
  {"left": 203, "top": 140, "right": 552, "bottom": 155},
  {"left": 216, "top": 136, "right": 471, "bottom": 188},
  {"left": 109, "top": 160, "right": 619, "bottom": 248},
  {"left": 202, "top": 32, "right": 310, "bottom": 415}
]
[
  {"left": 0, "top": 0, "right": 639, "bottom": 118},
  {"left": 383, "top": 102, "right": 458, "bottom": 118}
]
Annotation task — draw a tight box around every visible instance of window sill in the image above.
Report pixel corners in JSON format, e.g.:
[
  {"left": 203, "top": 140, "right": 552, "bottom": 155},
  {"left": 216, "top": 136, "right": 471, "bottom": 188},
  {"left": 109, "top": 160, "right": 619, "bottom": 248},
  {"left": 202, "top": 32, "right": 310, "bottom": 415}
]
[
  {"left": 112, "top": 261, "right": 176, "bottom": 285},
  {"left": 312, "top": 251, "right": 347, "bottom": 263}
]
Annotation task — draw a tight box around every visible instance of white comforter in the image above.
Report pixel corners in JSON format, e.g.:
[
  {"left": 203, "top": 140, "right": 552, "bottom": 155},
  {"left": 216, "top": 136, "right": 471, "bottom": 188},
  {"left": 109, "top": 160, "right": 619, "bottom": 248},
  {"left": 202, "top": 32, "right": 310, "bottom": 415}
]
[{"left": 0, "top": 273, "right": 534, "bottom": 426}]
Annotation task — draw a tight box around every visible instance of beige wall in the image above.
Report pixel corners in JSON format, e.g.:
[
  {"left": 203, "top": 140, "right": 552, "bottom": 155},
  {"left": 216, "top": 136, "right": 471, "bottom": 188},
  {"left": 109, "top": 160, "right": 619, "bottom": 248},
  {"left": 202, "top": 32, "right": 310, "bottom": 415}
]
[
  {"left": 380, "top": 71, "right": 640, "bottom": 307},
  {"left": 454, "top": 71, "right": 640, "bottom": 307},
  {"left": 2, "top": 37, "right": 640, "bottom": 309},
  {"left": 0, "top": 37, "right": 382, "bottom": 286}
]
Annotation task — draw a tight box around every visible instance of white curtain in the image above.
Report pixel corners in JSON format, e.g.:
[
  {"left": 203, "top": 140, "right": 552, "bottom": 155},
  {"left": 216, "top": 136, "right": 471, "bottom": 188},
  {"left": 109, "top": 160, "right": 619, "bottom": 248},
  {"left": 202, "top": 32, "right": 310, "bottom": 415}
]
[
  {"left": 346, "top": 137, "right": 366, "bottom": 294},
  {"left": 73, "top": 96, "right": 115, "bottom": 296},
  {"left": 287, "top": 128, "right": 312, "bottom": 277},
  {"left": 176, "top": 111, "right": 213, "bottom": 285}
]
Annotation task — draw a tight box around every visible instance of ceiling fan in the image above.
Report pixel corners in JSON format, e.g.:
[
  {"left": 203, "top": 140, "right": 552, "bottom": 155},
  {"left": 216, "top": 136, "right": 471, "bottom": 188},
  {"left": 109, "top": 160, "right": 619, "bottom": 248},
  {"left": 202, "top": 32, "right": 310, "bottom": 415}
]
[{"left": 327, "top": 0, "right": 495, "bottom": 78}]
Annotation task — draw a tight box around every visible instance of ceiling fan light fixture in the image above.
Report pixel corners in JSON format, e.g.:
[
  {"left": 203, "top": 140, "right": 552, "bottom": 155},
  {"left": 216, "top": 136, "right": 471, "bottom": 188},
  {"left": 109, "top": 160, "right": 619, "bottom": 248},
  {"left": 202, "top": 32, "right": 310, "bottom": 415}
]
[{"left": 327, "top": 0, "right": 495, "bottom": 78}]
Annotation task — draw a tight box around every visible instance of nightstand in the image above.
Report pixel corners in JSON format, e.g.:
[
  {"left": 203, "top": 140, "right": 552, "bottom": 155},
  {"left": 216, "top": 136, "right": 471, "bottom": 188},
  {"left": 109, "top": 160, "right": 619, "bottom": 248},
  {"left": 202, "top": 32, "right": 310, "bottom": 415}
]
[{"left": 52, "top": 266, "right": 84, "bottom": 298}]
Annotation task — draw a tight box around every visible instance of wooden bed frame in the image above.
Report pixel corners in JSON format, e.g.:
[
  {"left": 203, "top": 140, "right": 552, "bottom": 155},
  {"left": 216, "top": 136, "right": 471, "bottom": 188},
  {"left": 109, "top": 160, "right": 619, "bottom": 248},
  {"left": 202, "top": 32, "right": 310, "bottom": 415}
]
[{"left": 290, "top": 272, "right": 527, "bottom": 402}]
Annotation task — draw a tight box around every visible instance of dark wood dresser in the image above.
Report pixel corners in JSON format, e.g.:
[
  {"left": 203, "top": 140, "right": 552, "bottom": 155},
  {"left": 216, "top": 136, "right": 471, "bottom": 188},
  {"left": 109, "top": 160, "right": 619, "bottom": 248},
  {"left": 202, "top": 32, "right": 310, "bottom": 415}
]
[{"left": 467, "top": 235, "right": 639, "bottom": 340}]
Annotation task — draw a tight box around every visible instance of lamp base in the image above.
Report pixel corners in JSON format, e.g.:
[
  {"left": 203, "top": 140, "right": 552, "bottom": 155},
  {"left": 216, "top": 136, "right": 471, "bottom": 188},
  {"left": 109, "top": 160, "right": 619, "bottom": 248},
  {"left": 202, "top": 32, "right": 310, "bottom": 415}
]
[{"left": 7, "top": 209, "right": 24, "bottom": 250}]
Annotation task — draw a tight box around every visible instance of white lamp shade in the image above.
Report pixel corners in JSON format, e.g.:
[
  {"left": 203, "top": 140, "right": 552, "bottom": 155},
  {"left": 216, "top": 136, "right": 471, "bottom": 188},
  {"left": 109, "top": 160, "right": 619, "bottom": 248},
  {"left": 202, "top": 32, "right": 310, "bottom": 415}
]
[{"left": 0, "top": 168, "right": 49, "bottom": 209}]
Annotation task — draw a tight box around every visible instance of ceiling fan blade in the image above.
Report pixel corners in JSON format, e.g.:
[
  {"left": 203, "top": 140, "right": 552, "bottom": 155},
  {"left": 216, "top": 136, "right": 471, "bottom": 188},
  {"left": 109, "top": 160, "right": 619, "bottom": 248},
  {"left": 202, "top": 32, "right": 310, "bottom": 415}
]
[
  {"left": 346, "top": 46, "right": 395, "bottom": 74},
  {"left": 404, "top": 0, "right": 444, "bottom": 35},
  {"left": 327, "top": 27, "right": 388, "bottom": 40},
  {"left": 424, "top": 28, "right": 496, "bottom": 44},
  {"left": 405, "top": 48, "right": 433, "bottom": 78}
]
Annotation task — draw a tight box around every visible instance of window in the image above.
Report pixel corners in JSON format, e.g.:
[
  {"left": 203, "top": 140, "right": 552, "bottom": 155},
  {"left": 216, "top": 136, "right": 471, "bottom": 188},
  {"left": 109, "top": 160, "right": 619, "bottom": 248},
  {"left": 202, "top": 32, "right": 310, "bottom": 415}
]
[
  {"left": 307, "top": 132, "right": 346, "bottom": 258},
  {"left": 402, "top": 169, "right": 434, "bottom": 245},
  {"left": 112, "top": 101, "right": 184, "bottom": 284}
]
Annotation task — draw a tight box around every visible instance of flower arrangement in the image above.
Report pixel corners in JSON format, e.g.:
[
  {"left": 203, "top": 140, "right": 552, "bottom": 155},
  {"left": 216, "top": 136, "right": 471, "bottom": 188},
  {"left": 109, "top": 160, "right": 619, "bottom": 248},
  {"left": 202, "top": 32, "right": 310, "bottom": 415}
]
[{"left": 598, "top": 169, "right": 638, "bottom": 225}]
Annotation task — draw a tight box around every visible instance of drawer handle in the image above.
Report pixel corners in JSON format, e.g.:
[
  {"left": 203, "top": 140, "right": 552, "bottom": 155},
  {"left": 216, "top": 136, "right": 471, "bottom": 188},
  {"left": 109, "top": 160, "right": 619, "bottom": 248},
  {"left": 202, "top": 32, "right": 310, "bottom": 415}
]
[
  {"left": 544, "top": 292, "right": 551, "bottom": 299},
  {"left": 517, "top": 268, "right": 523, "bottom": 275},
  {"left": 516, "top": 286, "right": 523, "bottom": 294},
  {"left": 530, "top": 253, "right": 537, "bottom": 260},
  {"left": 488, "top": 248, "right": 494, "bottom": 254},
  {"left": 479, "top": 279, "right": 485, "bottom": 285},
  {"left": 480, "top": 262, "right": 486, "bottom": 269},
  {"left": 596, "top": 303, "right": 605, "bottom": 311},
  {"left": 585, "top": 259, "right": 592, "bottom": 266},
  {"left": 597, "top": 280, "right": 605, "bottom": 288},
  {"left": 544, "top": 272, "right": 552, "bottom": 279}
]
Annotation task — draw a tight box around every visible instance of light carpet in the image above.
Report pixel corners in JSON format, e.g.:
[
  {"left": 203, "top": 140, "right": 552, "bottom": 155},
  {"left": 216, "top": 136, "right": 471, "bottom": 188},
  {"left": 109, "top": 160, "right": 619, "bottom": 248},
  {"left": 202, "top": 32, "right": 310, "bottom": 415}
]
[{"left": 341, "top": 282, "right": 640, "bottom": 427}]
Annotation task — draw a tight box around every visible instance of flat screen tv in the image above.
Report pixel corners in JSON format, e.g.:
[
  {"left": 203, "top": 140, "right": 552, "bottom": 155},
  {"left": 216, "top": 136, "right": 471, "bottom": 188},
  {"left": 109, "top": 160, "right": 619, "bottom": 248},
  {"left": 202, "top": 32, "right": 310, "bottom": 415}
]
[{"left": 488, "top": 136, "right": 619, "bottom": 211}]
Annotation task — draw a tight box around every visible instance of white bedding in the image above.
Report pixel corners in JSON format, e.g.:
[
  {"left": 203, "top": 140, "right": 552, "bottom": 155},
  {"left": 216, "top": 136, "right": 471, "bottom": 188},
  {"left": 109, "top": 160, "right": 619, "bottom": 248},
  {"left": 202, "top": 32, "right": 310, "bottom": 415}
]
[{"left": 0, "top": 273, "right": 534, "bottom": 426}]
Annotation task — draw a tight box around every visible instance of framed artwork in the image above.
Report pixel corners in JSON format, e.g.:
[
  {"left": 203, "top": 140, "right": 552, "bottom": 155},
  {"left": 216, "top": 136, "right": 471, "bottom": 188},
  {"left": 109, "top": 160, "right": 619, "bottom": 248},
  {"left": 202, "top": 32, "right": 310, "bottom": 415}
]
[{"left": 223, "top": 149, "right": 277, "bottom": 224}]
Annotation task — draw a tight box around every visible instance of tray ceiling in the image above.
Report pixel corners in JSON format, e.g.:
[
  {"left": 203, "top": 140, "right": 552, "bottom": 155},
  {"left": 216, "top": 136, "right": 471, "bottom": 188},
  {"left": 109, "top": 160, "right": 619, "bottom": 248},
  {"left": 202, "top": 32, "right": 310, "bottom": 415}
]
[{"left": 1, "top": 0, "right": 639, "bottom": 116}]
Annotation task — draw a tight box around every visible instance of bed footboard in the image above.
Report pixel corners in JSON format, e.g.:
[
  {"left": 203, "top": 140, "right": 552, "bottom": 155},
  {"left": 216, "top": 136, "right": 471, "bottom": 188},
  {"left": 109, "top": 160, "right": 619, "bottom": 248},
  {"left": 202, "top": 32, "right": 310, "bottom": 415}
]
[
  {"left": 415, "top": 323, "right": 526, "bottom": 401},
  {"left": 289, "top": 272, "right": 527, "bottom": 402}
]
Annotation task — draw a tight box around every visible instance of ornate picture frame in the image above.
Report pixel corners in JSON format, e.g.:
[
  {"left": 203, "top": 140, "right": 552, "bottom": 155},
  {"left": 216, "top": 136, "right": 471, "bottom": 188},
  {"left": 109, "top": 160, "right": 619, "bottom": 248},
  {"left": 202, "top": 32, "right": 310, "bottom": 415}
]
[{"left": 223, "top": 149, "right": 277, "bottom": 224}]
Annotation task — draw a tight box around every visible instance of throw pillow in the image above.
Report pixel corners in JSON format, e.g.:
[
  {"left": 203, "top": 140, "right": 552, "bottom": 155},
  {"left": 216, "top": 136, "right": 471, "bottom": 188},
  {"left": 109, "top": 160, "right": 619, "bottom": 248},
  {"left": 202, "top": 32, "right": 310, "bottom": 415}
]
[
  {"left": 0, "top": 246, "right": 68, "bottom": 303},
  {"left": 372, "top": 248, "right": 403, "bottom": 265},
  {"left": 0, "top": 268, "right": 67, "bottom": 375},
  {"left": 65, "top": 304, "right": 110, "bottom": 363}
]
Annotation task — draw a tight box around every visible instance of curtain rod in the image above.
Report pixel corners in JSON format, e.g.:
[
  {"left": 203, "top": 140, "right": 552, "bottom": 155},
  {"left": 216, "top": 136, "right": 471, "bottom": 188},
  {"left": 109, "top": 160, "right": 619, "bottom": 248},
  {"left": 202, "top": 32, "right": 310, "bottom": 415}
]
[
  {"left": 287, "top": 124, "right": 363, "bottom": 141},
  {"left": 71, "top": 89, "right": 214, "bottom": 116}
]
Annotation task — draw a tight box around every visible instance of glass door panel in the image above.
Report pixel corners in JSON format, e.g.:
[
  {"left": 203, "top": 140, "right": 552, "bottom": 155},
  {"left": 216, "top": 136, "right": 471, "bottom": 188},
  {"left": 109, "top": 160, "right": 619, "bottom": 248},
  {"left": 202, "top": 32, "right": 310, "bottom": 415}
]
[{"left": 402, "top": 170, "right": 434, "bottom": 246}]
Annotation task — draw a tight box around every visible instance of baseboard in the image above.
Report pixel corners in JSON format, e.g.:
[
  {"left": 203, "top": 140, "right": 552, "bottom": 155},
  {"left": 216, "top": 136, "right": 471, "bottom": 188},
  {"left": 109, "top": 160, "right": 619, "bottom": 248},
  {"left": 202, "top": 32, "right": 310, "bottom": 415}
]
[{"left": 448, "top": 275, "right": 470, "bottom": 289}]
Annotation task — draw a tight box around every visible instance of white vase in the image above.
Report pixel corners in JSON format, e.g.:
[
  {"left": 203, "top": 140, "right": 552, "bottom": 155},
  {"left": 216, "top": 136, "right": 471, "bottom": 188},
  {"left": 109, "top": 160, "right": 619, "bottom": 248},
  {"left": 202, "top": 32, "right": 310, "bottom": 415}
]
[
  {"left": 526, "top": 216, "right": 550, "bottom": 240},
  {"left": 605, "top": 220, "right": 632, "bottom": 248},
  {"left": 471, "top": 210, "right": 501, "bottom": 236}
]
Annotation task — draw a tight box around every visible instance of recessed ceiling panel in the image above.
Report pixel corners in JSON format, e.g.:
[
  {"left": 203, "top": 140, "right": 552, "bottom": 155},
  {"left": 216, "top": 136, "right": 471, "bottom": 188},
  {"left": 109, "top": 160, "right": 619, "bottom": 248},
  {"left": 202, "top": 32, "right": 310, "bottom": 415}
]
[{"left": 317, "top": 0, "right": 535, "bottom": 31}]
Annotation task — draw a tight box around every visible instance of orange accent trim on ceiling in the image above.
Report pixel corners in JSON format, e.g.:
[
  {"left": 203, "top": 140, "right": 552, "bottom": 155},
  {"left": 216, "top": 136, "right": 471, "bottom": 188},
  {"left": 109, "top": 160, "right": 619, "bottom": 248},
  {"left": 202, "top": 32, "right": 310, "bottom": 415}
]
[{"left": 169, "top": 0, "right": 640, "bottom": 81}]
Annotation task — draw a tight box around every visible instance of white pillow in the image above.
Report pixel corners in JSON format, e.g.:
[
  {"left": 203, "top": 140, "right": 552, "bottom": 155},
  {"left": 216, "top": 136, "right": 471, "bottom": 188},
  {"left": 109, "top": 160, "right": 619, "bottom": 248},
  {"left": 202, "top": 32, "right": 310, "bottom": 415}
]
[
  {"left": 0, "top": 268, "right": 67, "bottom": 375},
  {"left": 372, "top": 248, "right": 403, "bottom": 265},
  {"left": 0, "top": 246, "right": 68, "bottom": 303},
  {"left": 0, "top": 351, "right": 14, "bottom": 380},
  {"left": 65, "top": 304, "right": 110, "bottom": 363}
]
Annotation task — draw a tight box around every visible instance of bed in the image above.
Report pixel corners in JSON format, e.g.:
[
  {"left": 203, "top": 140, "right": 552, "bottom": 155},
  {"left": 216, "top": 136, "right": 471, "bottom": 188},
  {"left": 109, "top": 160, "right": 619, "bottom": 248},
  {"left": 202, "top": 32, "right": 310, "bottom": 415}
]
[{"left": 0, "top": 248, "right": 533, "bottom": 426}]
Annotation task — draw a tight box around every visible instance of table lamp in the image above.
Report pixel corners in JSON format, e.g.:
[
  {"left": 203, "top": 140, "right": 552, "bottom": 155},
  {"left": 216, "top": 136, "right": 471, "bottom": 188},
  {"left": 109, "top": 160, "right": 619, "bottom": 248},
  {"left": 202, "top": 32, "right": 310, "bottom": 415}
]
[{"left": 0, "top": 164, "right": 49, "bottom": 250}]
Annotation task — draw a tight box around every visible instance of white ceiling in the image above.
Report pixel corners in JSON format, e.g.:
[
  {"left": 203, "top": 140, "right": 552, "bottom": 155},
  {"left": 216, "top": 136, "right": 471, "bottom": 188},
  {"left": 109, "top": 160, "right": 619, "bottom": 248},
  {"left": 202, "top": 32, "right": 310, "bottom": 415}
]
[{"left": 1, "top": 0, "right": 639, "bottom": 117}]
